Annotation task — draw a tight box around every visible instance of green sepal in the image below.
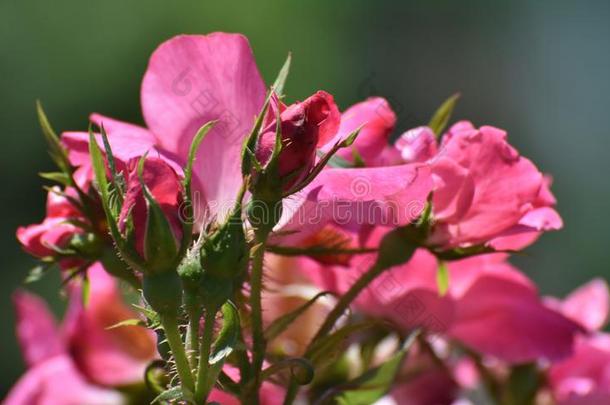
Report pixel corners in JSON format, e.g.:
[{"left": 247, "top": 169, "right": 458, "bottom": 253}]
[
  {"left": 428, "top": 93, "right": 460, "bottom": 138},
  {"left": 436, "top": 261, "right": 450, "bottom": 296},
  {"left": 375, "top": 225, "right": 420, "bottom": 271},
  {"left": 38, "top": 171, "right": 72, "bottom": 186},
  {"left": 137, "top": 155, "right": 180, "bottom": 273},
  {"left": 333, "top": 330, "right": 420, "bottom": 405},
  {"left": 271, "top": 53, "right": 292, "bottom": 98},
  {"left": 264, "top": 291, "right": 330, "bottom": 341},
  {"left": 284, "top": 126, "right": 362, "bottom": 196},
  {"left": 181, "top": 121, "right": 216, "bottom": 252},
  {"left": 105, "top": 318, "right": 146, "bottom": 330},
  {"left": 36, "top": 101, "right": 73, "bottom": 177},
  {"left": 152, "top": 386, "right": 193, "bottom": 404}
]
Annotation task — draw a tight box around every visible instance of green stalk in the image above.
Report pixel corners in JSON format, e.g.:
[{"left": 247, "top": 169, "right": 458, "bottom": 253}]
[
  {"left": 247, "top": 232, "right": 269, "bottom": 404},
  {"left": 186, "top": 306, "right": 202, "bottom": 369},
  {"left": 160, "top": 314, "right": 195, "bottom": 394},
  {"left": 194, "top": 306, "right": 217, "bottom": 403},
  {"left": 283, "top": 263, "right": 387, "bottom": 405}
]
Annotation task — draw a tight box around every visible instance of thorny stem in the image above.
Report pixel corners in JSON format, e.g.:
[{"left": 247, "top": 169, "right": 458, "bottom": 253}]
[
  {"left": 247, "top": 231, "right": 269, "bottom": 404},
  {"left": 186, "top": 306, "right": 202, "bottom": 370},
  {"left": 159, "top": 314, "right": 195, "bottom": 395},
  {"left": 194, "top": 307, "right": 216, "bottom": 403}
]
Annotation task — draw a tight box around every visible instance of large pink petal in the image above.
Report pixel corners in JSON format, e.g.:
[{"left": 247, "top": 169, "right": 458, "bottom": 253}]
[
  {"left": 65, "top": 264, "right": 157, "bottom": 386},
  {"left": 560, "top": 279, "right": 609, "bottom": 331},
  {"left": 325, "top": 97, "right": 396, "bottom": 166},
  {"left": 4, "top": 355, "right": 124, "bottom": 405},
  {"left": 550, "top": 334, "right": 610, "bottom": 402},
  {"left": 13, "top": 291, "right": 64, "bottom": 367},
  {"left": 450, "top": 275, "right": 583, "bottom": 363},
  {"left": 141, "top": 33, "right": 266, "bottom": 218},
  {"left": 430, "top": 122, "right": 554, "bottom": 248},
  {"left": 277, "top": 164, "right": 433, "bottom": 244}
]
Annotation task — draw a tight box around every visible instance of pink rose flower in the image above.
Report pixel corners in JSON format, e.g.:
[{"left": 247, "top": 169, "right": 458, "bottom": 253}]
[
  {"left": 547, "top": 280, "right": 610, "bottom": 404},
  {"left": 426, "top": 121, "right": 562, "bottom": 250},
  {"left": 322, "top": 97, "right": 397, "bottom": 167},
  {"left": 16, "top": 187, "right": 85, "bottom": 259},
  {"left": 298, "top": 226, "right": 582, "bottom": 363},
  {"left": 5, "top": 264, "right": 157, "bottom": 404}
]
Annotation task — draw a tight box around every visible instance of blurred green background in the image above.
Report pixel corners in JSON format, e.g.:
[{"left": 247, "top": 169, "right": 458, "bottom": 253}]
[{"left": 1, "top": 0, "right": 609, "bottom": 395}]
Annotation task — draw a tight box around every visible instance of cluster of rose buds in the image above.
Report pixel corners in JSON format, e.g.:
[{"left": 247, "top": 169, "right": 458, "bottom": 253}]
[{"left": 7, "top": 33, "right": 608, "bottom": 405}]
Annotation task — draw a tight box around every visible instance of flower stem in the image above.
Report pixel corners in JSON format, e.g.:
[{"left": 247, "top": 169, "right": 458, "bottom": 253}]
[
  {"left": 311, "top": 263, "right": 384, "bottom": 344},
  {"left": 160, "top": 314, "right": 195, "bottom": 395},
  {"left": 194, "top": 307, "right": 216, "bottom": 403},
  {"left": 186, "top": 306, "right": 202, "bottom": 369},
  {"left": 248, "top": 232, "right": 269, "bottom": 404},
  {"left": 283, "top": 263, "right": 386, "bottom": 405}
]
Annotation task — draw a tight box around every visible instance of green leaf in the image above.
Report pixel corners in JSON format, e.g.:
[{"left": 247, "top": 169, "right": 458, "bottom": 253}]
[
  {"left": 137, "top": 156, "right": 179, "bottom": 272},
  {"left": 308, "top": 321, "right": 376, "bottom": 368},
  {"left": 82, "top": 273, "right": 90, "bottom": 307},
  {"left": 428, "top": 93, "right": 460, "bottom": 137},
  {"left": 88, "top": 129, "right": 111, "bottom": 212},
  {"left": 326, "top": 154, "right": 354, "bottom": 168},
  {"left": 333, "top": 329, "right": 420, "bottom": 405},
  {"left": 151, "top": 386, "right": 191, "bottom": 404},
  {"left": 436, "top": 261, "right": 450, "bottom": 296},
  {"left": 183, "top": 121, "right": 216, "bottom": 193},
  {"left": 271, "top": 53, "right": 292, "bottom": 98},
  {"left": 106, "top": 318, "right": 146, "bottom": 330},
  {"left": 38, "top": 171, "right": 72, "bottom": 186},
  {"left": 241, "top": 95, "right": 272, "bottom": 177},
  {"left": 201, "top": 302, "right": 240, "bottom": 397},
  {"left": 264, "top": 292, "right": 330, "bottom": 341},
  {"left": 36, "top": 101, "right": 73, "bottom": 177},
  {"left": 24, "top": 264, "right": 51, "bottom": 284},
  {"left": 261, "top": 357, "right": 314, "bottom": 385},
  {"left": 502, "top": 363, "right": 541, "bottom": 405}
]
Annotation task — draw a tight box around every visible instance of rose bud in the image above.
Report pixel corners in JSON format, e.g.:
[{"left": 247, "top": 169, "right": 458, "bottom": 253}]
[
  {"left": 255, "top": 90, "right": 340, "bottom": 191},
  {"left": 118, "top": 156, "right": 184, "bottom": 274}
]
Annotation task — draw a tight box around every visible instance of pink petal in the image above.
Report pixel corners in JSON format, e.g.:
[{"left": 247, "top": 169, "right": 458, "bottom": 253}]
[
  {"left": 12, "top": 291, "right": 64, "bottom": 367},
  {"left": 141, "top": 33, "right": 266, "bottom": 219},
  {"left": 450, "top": 275, "right": 583, "bottom": 363},
  {"left": 430, "top": 121, "right": 555, "bottom": 248},
  {"left": 394, "top": 126, "right": 438, "bottom": 164},
  {"left": 550, "top": 334, "right": 610, "bottom": 402},
  {"left": 561, "top": 279, "right": 609, "bottom": 331},
  {"left": 65, "top": 264, "right": 157, "bottom": 386},
  {"left": 328, "top": 97, "right": 397, "bottom": 166},
  {"left": 277, "top": 163, "right": 433, "bottom": 244},
  {"left": 4, "top": 356, "right": 125, "bottom": 405}
]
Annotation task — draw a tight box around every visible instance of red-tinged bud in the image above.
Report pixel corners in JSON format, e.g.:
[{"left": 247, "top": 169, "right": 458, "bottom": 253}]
[
  {"left": 118, "top": 156, "right": 184, "bottom": 273},
  {"left": 255, "top": 91, "right": 340, "bottom": 190}
]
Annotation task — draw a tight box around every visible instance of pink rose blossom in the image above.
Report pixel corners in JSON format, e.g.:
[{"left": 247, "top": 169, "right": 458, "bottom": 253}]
[
  {"left": 299, "top": 228, "right": 582, "bottom": 363},
  {"left": 427, "top": 121, "right": 562, "bottom": 249},
  {"left": 547, "top": 280, "right": 610, "bottom": 404},
  {"left": 5, "top": 264, "right": 157, "bottom": 404},
  {"left": 16, "top": 188, "right": 84, "bottom": 259}
]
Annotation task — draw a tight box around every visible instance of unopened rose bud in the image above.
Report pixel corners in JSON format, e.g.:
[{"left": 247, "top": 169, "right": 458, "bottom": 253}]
[
  {"left": 255, "top": 91, "right": 340, "bottom": 191},
  {"left": 118, "top": 156, "right": 184, "bottom": 274}
]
